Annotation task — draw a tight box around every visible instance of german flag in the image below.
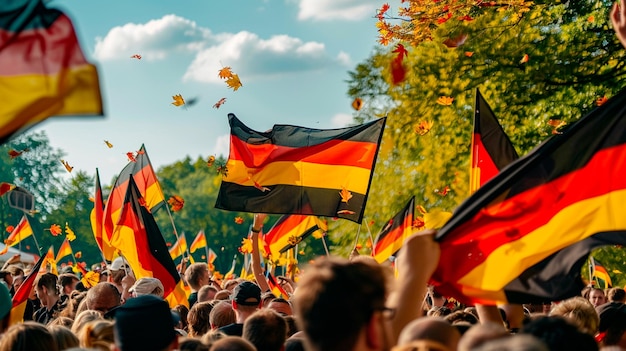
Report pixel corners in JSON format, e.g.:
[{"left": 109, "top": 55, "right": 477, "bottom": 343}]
[
  {"left": 110, "top": 177, "right": 179, "bottom": 297},
  {"left": 267, "top": 271, "right": 289, "bottom": 299},
  {"left": 589, "top": 257, "right": 612, "bottom": 289},
  {"left": 215, "top": 114, "right": 386, "bottom": 223},
  {"left": 169, "top": 233, "right": 187, "bottom": 260},
  {"left": 263, "top": 215, "right": 327, "bottom": 261},
  {"left": 10, "top": 253, "right": 44, "bottom": 326},
  {"left": 430, "top": 87, "right": 626, "bottom": 305},
  {"left": 469, "top": 89, "right": 518, "bottom": 194},
  {"left": 0, "top": 0, "right": 103, "bottom": 143},
  {"left": 373, "top": 197, "right": 414, "bottom": 263},
  {"left": 103, "top": 144, "right": 165, "bottom": 261},
  {"left": 55, "top": 238, "right": 73, "bottom": 262},
  {"left": 90, "top": 168, "right": 113, "bottom": 259},
  {"left": 189, "top": 230, "right": 207, "bottom": 254},
  {"left": 0, "top": 215, "right": 33, "bottom": 255}
]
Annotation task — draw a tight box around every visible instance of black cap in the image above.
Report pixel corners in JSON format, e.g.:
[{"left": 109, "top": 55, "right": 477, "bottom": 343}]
[
  {"left": 114, "top": 295, "right": 176, "bottom": 351},
  {"left": 596, "top": 302, "right": 626, "bottom": 332},
  {"left": 231, "top": 281, "right": 261, "bottom": 306}
]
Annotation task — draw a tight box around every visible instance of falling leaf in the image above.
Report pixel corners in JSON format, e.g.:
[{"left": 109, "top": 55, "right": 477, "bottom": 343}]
[
  {"left": 392, "top": 43, "right": 408, "bottom": 63},
  {"left": 596, "top": 96, "right": 608, "bottom": 106},
  {"left": 8, "top": 149, "right": 28, "bottom": 159},
  {"left": 417, "top": 205, "right": 427, "bottom": 215},
  {"left": 413, "top": 217, "right": 425, "bottom": 228},
  {"left": 166, "top": 242, "right": 172, "bottom": 247},
  {"left": 48, "top": 224, "right": 62, "bottom": 236},
  {"left": 225, "top": 74, "right": 243, "bottom": 91},
  {"left": 613, "top": 269, "right": 623, "bottom": 274},
  {"left": 168, "top": 195, "right": 185, "bottom": 212},
  {"left": 299, "top": 249, "right": 305, "bottom": 255},
  {"left": 365, "top": 237, "right": 373, "bottom": 249},
  {"left": 0, "top": 182, "right": 15, "bottom": 197},
  {"left": 436, "top": 96, "right": 454, "bottom": 106},
  {"left": 61, "top": 160, "right": 73, "bottom": 173},
  {"left": 253, "top": 181, "right": 270, "bottom": 192},
  {"left": 104, "top": 140, "right": 113, "bottom": 148},
  {"left": 75, "top": 252, "right": 82, "bottom": 259},
  {"left": 213, "top": 97, "right": 227, "bottom": 109},
  {"left": 415, "top": 121, "right": 434, "bottom": 135},
  {"left": 588, "top": 15, "right": 594, "bottom": 23},
  {"left": 547, "top": 119, "right": 567, "bottom": 134},
  {"left": 339, "top": 187, "right": 353, "bottom": 203},
  {"left": 435, "top": 186, "right": 450, "bottom": 196},
  {"left": 126, "top": 152, "right": 136, "bottom": 162},
  {"left": 234, "top": 216, "right": 244, "bottom": 224},
  {"left": 218, "top": 66, "right": 234, "bottom": 79},
  {"left": 519, "top": 54, "right": 529, "bottom": 64},
  {"left": 443, "top": 33, "right": 468, "bottom": 48},
  {"left": 352, "top": 97, "right": 363, "bottom": 111},
  {"left": 5, "top": 225, "right": 14, "bottom": 233},
  {"left": 201, "top": 255, "right": 206, "bottom": 260},
  {"left": 207, "top": 155, "right": 216, "bottom": 167},
  {"left": 217, "top": 165, "right": 228, "bottom": 177},
  {"left": 65, "top": 223, "right": 76, "bottom": 241},
  {"left": 130, "top": 54, "right": 142, "bottom": 60},
  {"left": 171, "top": 94, "right": 185, "bottom": 107},
  {"left": 464, "top": 52, "right": 474, "bottom": 57}
]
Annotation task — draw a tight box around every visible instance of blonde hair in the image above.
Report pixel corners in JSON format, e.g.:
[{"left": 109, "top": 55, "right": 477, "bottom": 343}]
[
  {"left": 48, "top": 325, "right": 79, "bottom": 350},
  {"left": 79, "top": 319, "right": 114, "bottom": 351},
  {"left": 71, "top": 309, "right": 103, "bottom": 335},
  {"left": 549, "top": 296, "right": 599, "bottom": 335}
]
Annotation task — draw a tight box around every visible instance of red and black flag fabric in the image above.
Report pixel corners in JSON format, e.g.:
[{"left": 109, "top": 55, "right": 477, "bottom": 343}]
[
  {"left": 110, "top": 177, "right": 179, "bottom": 297},
  {"left": 0, "top": 0, "right": 103, "bottom": 143},
  {"left": 263, "top": 214, "right": 327, "bottom": 261},
  {"left": 373, "top": 196, "right": 414, "bottom": 263},
  {"left": 215, "top": 114, "right": 386, "bottom": 223},
  {"left": 266, "top": 271, "right": 289, "bottom": 299},
  {"left": 102, "top": 144, "right": 165, "bottom": 261},
  {"left": 10, "top": 253, "right": 44, "bottom": 325},
  {"left": 90, "top": 168, "right": 113, "bottom": 259},
  {"left": 430, "top": 87, "right": 626, "bottom": 305},
  {"left": 469, "top": 89, "right": 519, "bottom": 194}
]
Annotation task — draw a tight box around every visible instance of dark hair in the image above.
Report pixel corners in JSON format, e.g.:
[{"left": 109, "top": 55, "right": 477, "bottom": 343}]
[{"left": 520, "top": 316, "right": 598, "bottom": 351}]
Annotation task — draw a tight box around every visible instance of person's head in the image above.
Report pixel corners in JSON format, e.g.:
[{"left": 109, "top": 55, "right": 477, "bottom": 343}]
[
  {"left": 178, "top": 337, "right": 210, "bottom": 351},
  {"left": 262, "top": 291, "right": 276, "bottom": 307},
  {"left": 472, "top": 334, "right": 549, "bottom": 351},
  {"left": 223, "top": 279, "right": 240, "bottom": 292},
  {"left": 285, "top": 337, "right": 306, "bottom": 351},
  {"left": 114, "top": 295, "right": 178, "bottom": 351},
  {"left": 0, "top": 270, "right": 13, "bottom": 287},
  {"left": 48, "top": 324, "right": 80, "bottom": 351},
  {"left": 268, "top": 297, "right": 293, "bottom": 316},
  {"left": 60, "top": 290, "right": 88, "bottom": 319},
  {"left": 185, "top": 263, "right": 210, "bottom": 291},
  {"left": 457, "top": 322, "right": 509, "bottom": 351},
  {"left": 198, "top": 284, "right": 219, "bottom": 303},
  {"left": 210, "top": 301, "right": 236, "bottom": 329},
  {"left": 79, "top": 319, "right": 115, "bottom": 351},
  {"left": 58, "top": 273, "right": 80, "bottom": 296},
  {"left": 71, "top": 309, "right": 104, "bottom": 335},
  {"left": 108, "top": 257, "right": 130, "bottom": 285},
  {"left": 520, "top": 315, "right": 599, "bottom": 351},
  {"left": 214, "top": 289, "right": 231, "bottom": 300},
  {"left": 549, "top": 296, "right": 599, "bottom": 335},
  {"left": 128, "top": 277, "right": 164, "bottom": 298},
  {"left": 444, "top": 310, "right": 479, "bottom": 326},
  {"left": 85, "top": 282, "right": 121, "bottom": 314},
  {"left": 293, "top": 256, "right": 389, "bottom": 351},
  {"left": 231, "top": 281, "right": 262, "bottom": 319},
  {"left": 0, "top": 321, "right": 59, "bottom": 351},
  {"left": 243, "top": 308, "right": 287, "bottom": 351},
  {"left": 210, "top": 336, "right": 257, "bottom": 351},
  {"left": 36, "top": 272, "right": 60, "bottom": 307},
  {"left": 172, "top": 304, "right": 190, "bottom": 331},
  {"left": 47, "top": 316, "right": 74, "bottom": 328},
  {"left": 608, "top": 287, "right": 626, "bottom": 303},
  {"left": 596, "top": 301, "right": 626, "bottom": 347},
  {"left": 188, "top": 301, "right": 215, "bottom": 337},
  {"left": 397, "top": 316, "right": 461, "bottom": 351},
  {"left": 284, "top": 315, "right": 299, "bottom": 337},
  {"left": 588, "top": 287, "right": 606, "bottom": 307}
]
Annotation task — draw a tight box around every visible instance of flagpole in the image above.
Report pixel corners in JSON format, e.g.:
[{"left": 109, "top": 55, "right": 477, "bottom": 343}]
[
  {"left": 321, "top": 235, "right": 330, "bottom": 256},
  {"left": 352, "top": 223, "right": 362, "bottom": 251},
  {"left": 30, "top": 228, "right": 42, "bottom": 256},
  {"left": 363, "top": 217, "right": 376, "bottom": 256},
  {"left": 164, "top": 205, "right": 193, "bottom": 261},
  {"left": 589, "top": 256, "right": 596, "bottom": 287}
]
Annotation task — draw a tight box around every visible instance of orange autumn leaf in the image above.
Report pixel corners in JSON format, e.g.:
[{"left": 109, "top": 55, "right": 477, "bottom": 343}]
[
  {"left": 352, "top": 97, "right": 363, "bottom": 111},
  {"left": 0, "top": 182, "right": 15, "bottom": 197},
  {"left": 48, "top": 224, "right": 62, "bottom": 236},
  {"left": 596, "top": 96, "right": 608, "bottom": 106},
  {"left": 435, "top": 186, "right": 450, "bottom": 196},
  {"left": 75, "top": 252, "right": 82, "bottom": 259},
  {"left": 239, "top": 237, "right": 253, "bottom": 254},
  {"left": 61, "top": 160, "right": 73, "bottom": 173},
  {"left": 65, "top": 223, "right": 76, "bottom": 241},
  {"left": 218, "top": 66, "right": 234, "bottom": 79},
  {"left": 226, "top": 74, "right": 243, "bottom": 91},
  {"left": 8, "top": 148, "right": 28, "bottom": 159},
  {"left": 339, "top": 187, "right": 353, "bottom": 203},
  {"left": 437, "top": 12, "right": 453, "bottom": 24},
  {"left": 520, "top": 54, "right": 529, "bottom": 64},
  {"left": 130, "top": 54, "right": 142, "bottom": 60},
  {"left": 234, "top": 216, "right": 244, "bottom": 225},
  {"left": 207, "top": 155, "right": 216, "bottom": 167},
  {"left": 464, "top": 51, "right": 474, "bottom": 57},
  {"left": 417, "top": 205, "right": 427, "bottom": 215},
  {"left": 168, "top": 195, "right": 185, "bottom": 212},
  {"left": 436, "top": 96, "right": 454, "bottom": 106},
  {"left": 377, "top": 3, "right": 390, "bottom": 21},
  {"left": 5, "top": 225, "right": 14, "bottom": 233},
  {"left": 171, "top": 94, "right": 185, "bottom": 107},
  {"left": 104, "top": 140, "right": 113, "bottom": 148},
  {"left": 392, "top": 43, "right": 408, "bottom": 63},
  {"left": 413, "top": 217, "right": 425, "bottom": 228},
  {"left": 588, "top": 15, "right": 594, "bottom": 23},
  {"left": 415, "top": 121, "right": 434, "bottom": 135},
  {"left": 547, "top": 119, "right": 566, "bottom": 134},
  {"left": 443, "top": 33, "right": 468, "bottom": 48},
  {"left": 125, "top": 152, "right": 136, "bottom": 162},
  {"left": 213, "top": 97, "right": 227, "bottom": 109}
]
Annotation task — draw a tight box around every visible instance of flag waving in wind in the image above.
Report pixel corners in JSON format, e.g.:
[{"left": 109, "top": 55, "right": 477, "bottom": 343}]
[
  {"left": 169, "top": 234, "right": 187, "bottom": 260},
  {"left": 56, "top": 238, "right": 73, "bottom": 262},
  {"left": 431, "top": 87, "right": 626, "bottom": 305},
  {"left": 263, "top": 215, "right": 327, "bottom": 261},
  {"left": 469, "top": 89, "right": 519, "bottom": 194},
  {"left": 0, "top": 215, "right": 33, "bottom": 255},
  {"left": 589, "top": 257, "right": 612, "bottom": 289},
  {"left": 215, "top": 114, "right": 386, "bottom": 223},
  {"left": 10, "top": 253, "right": 44, "bottom": 326},
  {"left": 373, "top": 197, "right": 414, "bottom": 263},
  {"left": 0, "top": 0, "right": 103, "bottom": 143},
  {"left": 190, "top": 230, "right": 207, "bottom": 253}
]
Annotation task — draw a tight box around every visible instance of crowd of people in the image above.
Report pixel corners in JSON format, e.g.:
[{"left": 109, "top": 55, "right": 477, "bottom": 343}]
[{"left": 1, "top": 2, "right": 626, "bottom": 351}]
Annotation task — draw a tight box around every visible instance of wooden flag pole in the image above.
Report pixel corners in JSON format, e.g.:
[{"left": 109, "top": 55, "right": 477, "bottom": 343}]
[
  {"left": 352, "top": 222, "right": 362, "bottom": 250},
  {"left": 363, "top": 217, "right": 377, "bottom": 256},
  {"left": 321, "top": 235, "right": 330, "bottom": 256}
]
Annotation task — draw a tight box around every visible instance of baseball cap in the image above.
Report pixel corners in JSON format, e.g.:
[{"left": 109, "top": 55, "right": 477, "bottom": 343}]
[
  {"left": 114, "top": 295, "right": 176, "bottom": 351},
  {"left": 129, "top": 277, "right": 164, "bottom": 298},
  {"left": 231, "top": 281, "right": 261, "bottom": 306},
  {"left": 597, "top": 302, "right": 626, "bottom": 333},
  {"left": 108, "top": 257, "right": 129, "bottom": 271}
]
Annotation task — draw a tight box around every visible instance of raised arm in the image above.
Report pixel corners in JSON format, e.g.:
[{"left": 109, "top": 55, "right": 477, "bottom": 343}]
[{"left": 251, "top": 213, "right": 270, "bottom": 292}]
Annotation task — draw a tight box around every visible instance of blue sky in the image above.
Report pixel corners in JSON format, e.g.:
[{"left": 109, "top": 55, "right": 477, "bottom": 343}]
[{"left": 34, "top": 0, "right": 398, "bottom": 183}]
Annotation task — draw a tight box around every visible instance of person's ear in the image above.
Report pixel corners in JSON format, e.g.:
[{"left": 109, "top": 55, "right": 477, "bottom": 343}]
[{"left": 232, "top": 300, "right": 238, "bottom": 310}]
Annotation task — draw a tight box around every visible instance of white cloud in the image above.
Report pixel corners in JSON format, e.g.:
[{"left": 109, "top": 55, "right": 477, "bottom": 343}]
[
  {"left": 296, "top": 0, "right": 380, "bottom": 21},
  {"left": 94, "top": 14, "right": 212, "bottom": 61},
  {"left": 183, "top": 31, "right": 340, "bottom": 83},
  {"left": 212, "top": 134, "right": 231, "bottom": 159},
  {"left": 331, "top": 113, "right": 354, "bottom": 128}
]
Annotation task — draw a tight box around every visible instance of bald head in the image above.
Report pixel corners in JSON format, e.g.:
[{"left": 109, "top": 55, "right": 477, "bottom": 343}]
[
  {"left": 85, "top": 282, "right": 121, "bottom": 314},
  {"left": 398, "top": 316, "right": 461, "bottom": 351}
]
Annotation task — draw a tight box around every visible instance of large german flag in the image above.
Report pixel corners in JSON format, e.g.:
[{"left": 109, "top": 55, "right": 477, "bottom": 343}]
[
  {"left": 110, "top": 177, "right": 179, "bottom": 297},
  {"left": 90, "top": 168, "right": 114, "bottom": 259},
  {"left": 373, "top": 196, "right": 414, "bottom": 263},
  {"left": 263, "top": 214, "right": 327, "bottom": 261},
  {"left": 469, "top": 89, "right": 518, "bottom": 194},
  {"left": 215, "top": 114, "right": 386, "bottom": 223},
  {"left": 430, "top": 87, "right": 626, "bottom": 305},
  {"left": 0, "top": 0, "right": 103, "bottom": 144},
  {"left": 103, "top": 144, "right": 165, "bottom": 261}
]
